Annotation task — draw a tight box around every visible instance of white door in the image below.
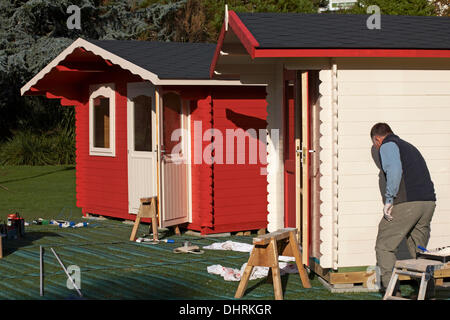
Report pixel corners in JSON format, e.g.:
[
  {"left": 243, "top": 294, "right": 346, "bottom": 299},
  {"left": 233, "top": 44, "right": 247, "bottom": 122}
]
[
  {"left": 127, "top": 82, "right": 157, "bottom": 214},
  {"left": 159, "top": 91, "right": 190, "bottom": 227}
]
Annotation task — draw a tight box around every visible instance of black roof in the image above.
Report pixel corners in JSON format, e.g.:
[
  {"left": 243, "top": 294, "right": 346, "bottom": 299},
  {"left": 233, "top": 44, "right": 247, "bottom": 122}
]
[
  {"left": 88, "top": 40, "right": 216, "bottom": 79},
  {"left": 237, "top": 13, "right": 450, "bottom": 49}
]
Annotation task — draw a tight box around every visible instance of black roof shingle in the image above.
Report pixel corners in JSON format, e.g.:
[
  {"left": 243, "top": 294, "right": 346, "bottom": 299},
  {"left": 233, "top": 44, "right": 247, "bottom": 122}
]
[
  {"left": 88, "top": 40, "right": 216, "bottom": 79},
  {"left": 236, "top": 13, "right": 450, "bottom": 49}
]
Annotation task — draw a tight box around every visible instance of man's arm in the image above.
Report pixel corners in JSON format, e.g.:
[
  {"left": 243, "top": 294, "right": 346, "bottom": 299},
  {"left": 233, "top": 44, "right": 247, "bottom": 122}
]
[{"left": 379, "top": 142, "right": 403, "bottom": 205}]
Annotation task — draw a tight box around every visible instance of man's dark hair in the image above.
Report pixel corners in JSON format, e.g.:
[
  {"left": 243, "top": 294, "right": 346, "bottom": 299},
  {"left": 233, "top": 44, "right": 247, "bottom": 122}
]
[{"left": 370, "top": 123, "right": 393, "bottom": 138}]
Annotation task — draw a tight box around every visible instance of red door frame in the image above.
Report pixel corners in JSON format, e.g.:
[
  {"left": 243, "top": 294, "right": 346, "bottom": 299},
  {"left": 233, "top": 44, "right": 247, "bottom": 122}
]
[{"left": 283, "top": 69, "right": 297, "bottom": 228}]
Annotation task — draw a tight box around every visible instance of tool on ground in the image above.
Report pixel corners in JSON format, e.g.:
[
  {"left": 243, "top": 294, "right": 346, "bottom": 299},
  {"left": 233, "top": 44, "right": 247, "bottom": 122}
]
[
  {"left": 40, "top": 246, "right": 44, "bottom": 296},
  {"left": 130, "top": 197, "right": 158, "bottom": 242},
  {"left": 383, "top": 258, "right": 445, "bottom": 300},
  {"left": 173, "top": 241, "right": 204, "bottom": 254},
  {"left": 417, "top": 246, "right": 450, "bottom": 263},
  {"left": 234, "top": 227, "right": 311, "bottom": 300},
  {"left": 136, "top": 237, "right": 174, "bottom": 244},
  {"left": 33, "top": 218, "right": 89, "bottom": 228},
  {"left": 33, "top": 218, "right": 49, "bottom": 225},
  {"left": 50, "top": 247, "right": 82, "bottom": 297},
  {"left": 6, "top": 212, "right": 25, "bottom": 239}
]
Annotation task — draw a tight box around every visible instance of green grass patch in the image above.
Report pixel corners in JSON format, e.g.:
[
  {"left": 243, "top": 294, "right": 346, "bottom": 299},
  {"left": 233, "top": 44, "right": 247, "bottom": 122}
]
[{"left": 0, "top": 165, "right": 81, "bottom": 222}]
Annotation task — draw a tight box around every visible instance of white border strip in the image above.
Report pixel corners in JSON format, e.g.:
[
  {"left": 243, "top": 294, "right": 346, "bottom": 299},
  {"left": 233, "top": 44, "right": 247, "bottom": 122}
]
[{"left": 20, "top": 38, "right": 249, "bottom": 96}]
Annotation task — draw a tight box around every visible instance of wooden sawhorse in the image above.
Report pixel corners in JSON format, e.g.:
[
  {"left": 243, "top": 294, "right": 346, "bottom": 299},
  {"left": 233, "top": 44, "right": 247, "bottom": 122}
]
[
  {"left": 129, "top": 197, "right": 158, "bottom": 242},
  {"left": 235, "top": 227, "right": 311, "bottom": 300},
  {"left": 383, "top": 258, "right": 445, "bottom": 300}
]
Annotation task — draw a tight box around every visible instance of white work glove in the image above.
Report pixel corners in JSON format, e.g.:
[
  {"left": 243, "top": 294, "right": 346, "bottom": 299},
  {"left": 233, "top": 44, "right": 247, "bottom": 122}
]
[{"left": 383, "top": 203, "right": 393, "bottom": 222}]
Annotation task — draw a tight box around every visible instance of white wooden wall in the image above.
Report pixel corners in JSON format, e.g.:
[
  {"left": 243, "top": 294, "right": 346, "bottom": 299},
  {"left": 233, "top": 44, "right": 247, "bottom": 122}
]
[
  {"left": 319, "top": 59, "right": 450, "bottom": 268},
  {"left": 240, "top": 64, "right": 285, "bottom": 233},
  {"left": 318, "top": 69, "right": 335, "bottom": 268},
  {"left": 265, "top": 64, "right": 285, "bottom": 232}
]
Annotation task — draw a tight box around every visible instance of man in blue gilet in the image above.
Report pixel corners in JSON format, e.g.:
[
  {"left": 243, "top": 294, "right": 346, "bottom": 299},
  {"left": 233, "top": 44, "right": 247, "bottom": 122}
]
[{"left": 370, "top": 123, "right": 436, "bottom": 295}]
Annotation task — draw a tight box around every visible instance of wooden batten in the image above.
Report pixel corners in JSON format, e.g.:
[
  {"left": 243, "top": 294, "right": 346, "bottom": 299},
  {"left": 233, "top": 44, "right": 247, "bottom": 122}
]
[
  {"left": 301, "top": 71, "right": 310, "bottom": 266},
  {"left": 308, "top": 258, "right": 331, "bottom": 282},
  {"left": 155, "top": 87, "right": 161, "bottom": 226}
]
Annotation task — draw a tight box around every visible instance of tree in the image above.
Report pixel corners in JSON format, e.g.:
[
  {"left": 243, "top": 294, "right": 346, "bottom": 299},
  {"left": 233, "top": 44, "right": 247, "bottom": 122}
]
[
  {"left": 431, "top": 0, "right": 450, "bottom": 15},
  {"left": 199, "top": 0, "right": 322, "bottom": 43},
  {"left": 0, "top": 0, "right": 187, "bottom": 141},
  {"left": 343, "top": 0, "right": 436, "bottom": 16}
]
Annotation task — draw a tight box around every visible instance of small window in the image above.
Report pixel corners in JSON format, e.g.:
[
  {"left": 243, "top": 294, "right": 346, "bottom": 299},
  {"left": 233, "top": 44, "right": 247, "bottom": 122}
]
[
  {"left": 93, "top": 96, "right": 110, "bottom": 148},
  {"left": 133, "top": 95, "right": 152, "bottom": 152},
  {"left": 89, "top": 83, "right": 115, "bottom": 157},
  {"left": 162, "top": 92, "right": 182, "bottom": 155}
]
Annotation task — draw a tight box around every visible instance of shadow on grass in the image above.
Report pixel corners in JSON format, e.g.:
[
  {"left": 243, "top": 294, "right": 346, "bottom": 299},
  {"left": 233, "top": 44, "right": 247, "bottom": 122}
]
[
  {"left": 2, "top": 231, "right": 62, "bottom": 257},
  {"left": 0, "top": 166, "right": 75, "bottom": 185},
  {"left": 241, "top": 273, "right": 291, "bottom": 298}
]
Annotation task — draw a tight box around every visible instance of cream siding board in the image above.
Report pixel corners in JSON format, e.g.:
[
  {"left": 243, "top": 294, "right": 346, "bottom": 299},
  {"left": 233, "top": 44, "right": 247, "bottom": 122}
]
[
  {"left": 335, "top": 67, "right": 450, "bottom": 267},
  {"left": 318, "top": 69, "right": 334, "bottom": 268},
  {"left": 239, "top": 65, "right": 284, "bottom": 233}
]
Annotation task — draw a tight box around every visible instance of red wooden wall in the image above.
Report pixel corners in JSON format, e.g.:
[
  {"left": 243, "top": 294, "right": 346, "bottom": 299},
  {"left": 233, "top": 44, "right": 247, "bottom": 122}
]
[
  {"left": 75, "top": 78, "right": 267, "bottom": 234},
  {"left": 206, "top": 86, "right": 268, "bottom": 234},
  {"left": 76, "top": 71, "right": 142, "bottom": 221}
]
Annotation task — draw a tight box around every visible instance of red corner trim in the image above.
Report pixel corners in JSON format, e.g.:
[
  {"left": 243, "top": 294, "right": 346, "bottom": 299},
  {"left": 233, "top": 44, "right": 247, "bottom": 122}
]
[
  {"left": 228, "top": 11, "right": 259, "bottom": 58},
  {"left": 210, "top": 23, "right": 227, "bottom": 78},
  {"left": 254, "top": 48, "right": 450, "bottom": 58}
]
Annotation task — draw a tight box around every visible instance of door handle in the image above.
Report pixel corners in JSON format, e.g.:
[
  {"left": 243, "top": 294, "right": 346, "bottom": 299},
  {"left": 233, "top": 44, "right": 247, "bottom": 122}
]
[{"left": 297, "top": 147, "right": 315, "bottom": 164}]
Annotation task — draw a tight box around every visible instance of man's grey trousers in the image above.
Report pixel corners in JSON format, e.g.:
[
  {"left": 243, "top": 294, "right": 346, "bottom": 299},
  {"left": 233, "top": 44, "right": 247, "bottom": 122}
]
[{"left": 375, "top": 200, "right": 436, "bottom": 288}]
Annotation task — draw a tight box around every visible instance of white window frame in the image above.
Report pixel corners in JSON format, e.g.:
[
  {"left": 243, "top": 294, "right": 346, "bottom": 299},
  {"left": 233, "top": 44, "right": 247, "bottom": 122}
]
[
  {"left": 89, "top": 83, "right": 116, "bottom": 157},
  {"left": 127, "top": 82, "right": 156, "bottom": 157}
]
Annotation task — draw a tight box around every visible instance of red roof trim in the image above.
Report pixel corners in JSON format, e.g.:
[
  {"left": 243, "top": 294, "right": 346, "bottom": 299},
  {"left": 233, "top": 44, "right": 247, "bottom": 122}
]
[
  {"left": 228, "top": 11, "right": 260, "bottom": 58},
  {"left": 254, "top": 48, "right": 450, "bottom": 58},
  {"left": 210, "top": 23, "right": 227, "bottom": 78}
]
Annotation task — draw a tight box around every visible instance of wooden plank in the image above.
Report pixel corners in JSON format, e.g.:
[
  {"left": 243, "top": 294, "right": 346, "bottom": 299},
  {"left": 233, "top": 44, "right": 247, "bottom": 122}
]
[
  {"left": 253, "top": 228, "right": 296, "bottom": 245},
  {"left": 395, "top": 259, "right": 444, "bottom": 272},
  {"left": 151, "top": 199, "right": 158, "bottom": 241},
  {"left": 234, "top": 264, "right": 253, "bottom": 299},
  {"left": 270, "top": 238, "right": 283, "bottom": 300},
  {"left": 257, "top": 228, "right": 266, "bottom": 235},
  {"left": 155, "top": 87, "right": 161, "bottom": 226},
  {"left": 289, "top": 231, "right": 312, "bottom": 288},
  {"left": 337, "top": 69, "right": 450, "bottom": 82},
  {"left": 434, "top": 267, "right": 450, "bottom": 278},
  {"left": 308, "top": 258, "right": 331, "bottom": 282},
  {"left": 301, "top": 70, "right": 310, "bottom": 266},
  {"left": 295, "top": 71, "right": 302, "bottom": 245},
  {"left": 129, "top": 209, "right": 142, "bottom": 241},
  {"left": 330, "top": 271, "right": 375, "bottom": 285},
  {"left": 385, "top": 296, "right": 409, "bottom": 301}
]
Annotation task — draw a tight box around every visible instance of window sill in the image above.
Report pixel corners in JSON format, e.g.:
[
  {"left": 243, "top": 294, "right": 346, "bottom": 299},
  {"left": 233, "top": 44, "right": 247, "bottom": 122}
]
[{"left": 89, "top": 148, "right": 116, "bottom": 157}]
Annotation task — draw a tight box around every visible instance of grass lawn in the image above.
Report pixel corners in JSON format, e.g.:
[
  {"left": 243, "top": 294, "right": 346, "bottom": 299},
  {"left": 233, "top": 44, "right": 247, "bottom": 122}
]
[
  {"left": 0, "top": 165, "right": 81, "bottom": 221},
  {"left": 0, "top": 166, "right": 446, "bottom": 300}
]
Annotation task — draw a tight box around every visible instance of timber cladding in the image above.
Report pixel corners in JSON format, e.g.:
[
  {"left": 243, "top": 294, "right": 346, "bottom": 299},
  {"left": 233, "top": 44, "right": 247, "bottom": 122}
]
[
  {"left": 206, "top": 86, "right": 268, "bottom": 234},
  {"left": 318, "top": 61, "right": 450, "bottom": 269}
]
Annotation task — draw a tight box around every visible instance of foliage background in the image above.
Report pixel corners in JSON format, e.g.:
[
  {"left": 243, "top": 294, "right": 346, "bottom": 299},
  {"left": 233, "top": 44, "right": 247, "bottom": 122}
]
[{"left": 0, "top": 0, "right": 444, "bottom": 165}]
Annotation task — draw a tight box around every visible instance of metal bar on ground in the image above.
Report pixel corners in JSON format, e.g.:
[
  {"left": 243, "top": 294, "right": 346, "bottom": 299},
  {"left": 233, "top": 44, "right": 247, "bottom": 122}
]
[
  {"left": 50, "top": 247, "right": 82, "bottom": 297},
  {"left": 40, "top": 246, "right": 44, "bottom": 296}
]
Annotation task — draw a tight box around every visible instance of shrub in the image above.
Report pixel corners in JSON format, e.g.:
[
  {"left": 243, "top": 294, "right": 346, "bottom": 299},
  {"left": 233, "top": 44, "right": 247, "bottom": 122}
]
[
  {"left": 0, "top": 131, "right": 53, "bottom": 166},
  {"left": 0, "top": 129, "right": 75, "bottom": 166}
]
